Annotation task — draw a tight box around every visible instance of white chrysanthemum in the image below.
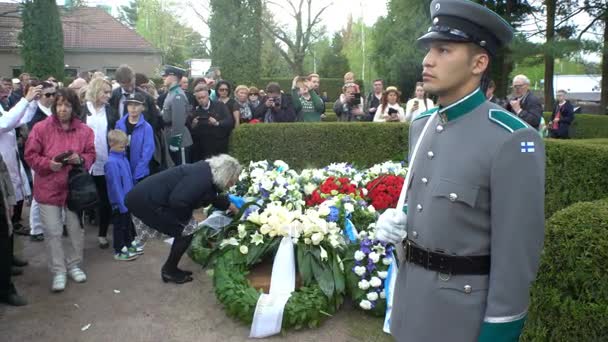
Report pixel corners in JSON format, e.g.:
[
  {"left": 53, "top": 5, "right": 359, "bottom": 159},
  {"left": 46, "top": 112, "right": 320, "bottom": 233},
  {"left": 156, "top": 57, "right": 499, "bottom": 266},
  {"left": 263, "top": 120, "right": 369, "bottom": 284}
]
[
  {"left": 358, "top": 279, "right": 370, "bottom": 290},
  {"left": 354, "top": 266, "right": 367, "bottom": 277},
  {"left": 359, "top": 300, "right": 372, "bottom": 310},
  {"left": 367, "top": 292, "right": 379, "bottom": 301},
  {"left": 368, "top": 251, "right": 380, "bottom": 263},
  {"left": 377, "top": 271, "right": 388, "bottom": 279},
  {"left": 370, "top": 276, "right": 382, "bottom": 288},
  {"left": 354, "top": 250, "right": 366, "bottom": 261}
]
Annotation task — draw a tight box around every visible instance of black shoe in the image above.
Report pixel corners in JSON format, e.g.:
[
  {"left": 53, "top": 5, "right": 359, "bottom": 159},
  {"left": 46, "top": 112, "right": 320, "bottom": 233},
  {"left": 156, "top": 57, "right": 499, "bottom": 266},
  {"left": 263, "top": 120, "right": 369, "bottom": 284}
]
[
  {"left": 30, "top": 234, "right": 44, "bottom": 242},
  {"left": 161, "top": 270, "right": 193, "bottom": 284},
  {"left": 0, "top": 293, "right": 28, "bottom": 306},
  {"left": 12, "top": 223, "right": 30, "bottom": 236},
  {"left": 11, "top": 267, "right": 23, "bottom": 276},
  {"left": 12, "top": 256, "right": 29, "bottom": 267},
  {"left": 177, "top": 268, "right": 193, "bottom": 276}
]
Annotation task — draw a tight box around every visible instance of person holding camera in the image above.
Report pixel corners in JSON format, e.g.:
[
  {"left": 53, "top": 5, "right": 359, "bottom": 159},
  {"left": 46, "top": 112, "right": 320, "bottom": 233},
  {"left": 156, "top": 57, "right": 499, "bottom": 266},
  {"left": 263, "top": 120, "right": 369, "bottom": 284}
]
[
  {"left": 253, "top": 82, "right": 297, "bottom": 123},
  {"left": 188, "top": 84, "right": 234, "bottom": 162},
  {"left": 333, "top": 83, "right": 370, "bottom": 122},
  {"left": 405, "top": 82, "right": 435, "bottom": 123},
  {"left": 291, "top": 76, "right": 324, "bottom": 122},
  {"left": 373, "top": 86, "right": 405, "bottom": 122}
]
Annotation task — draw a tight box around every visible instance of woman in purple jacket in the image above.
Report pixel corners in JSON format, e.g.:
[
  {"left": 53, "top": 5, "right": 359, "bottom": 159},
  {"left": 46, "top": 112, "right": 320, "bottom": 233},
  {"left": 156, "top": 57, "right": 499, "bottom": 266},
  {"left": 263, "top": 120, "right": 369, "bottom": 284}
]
[{"left": 115, "top": 93, "right": 155, "bottom": 183}]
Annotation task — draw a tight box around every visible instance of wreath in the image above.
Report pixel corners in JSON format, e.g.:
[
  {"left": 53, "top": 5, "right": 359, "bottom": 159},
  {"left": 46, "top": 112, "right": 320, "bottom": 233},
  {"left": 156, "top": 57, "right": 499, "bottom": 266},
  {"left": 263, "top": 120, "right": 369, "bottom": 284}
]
[{"left": 213, "top": 245, "right": 333, "bottom": 330}]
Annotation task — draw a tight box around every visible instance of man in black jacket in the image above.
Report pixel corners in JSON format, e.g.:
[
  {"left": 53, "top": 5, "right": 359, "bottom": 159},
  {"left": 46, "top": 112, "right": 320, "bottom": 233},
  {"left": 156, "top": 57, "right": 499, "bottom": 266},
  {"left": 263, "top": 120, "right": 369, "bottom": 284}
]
[
  {"left": 506, "top": 74, "right": 543, "bottom": 129},
  {"left": 109, "top": 65, "right": 162, "bottom": 132},
  {"left": 188, "top": 84, "right": 234, "bottom": 162},
  {"left": 253, "top": 82, "right": 296, "bottom": 122}
]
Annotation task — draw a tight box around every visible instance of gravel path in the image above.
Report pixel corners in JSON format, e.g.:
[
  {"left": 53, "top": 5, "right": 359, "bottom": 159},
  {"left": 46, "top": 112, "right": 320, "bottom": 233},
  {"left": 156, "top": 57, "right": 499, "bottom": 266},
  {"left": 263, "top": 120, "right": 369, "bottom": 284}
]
[{"left": 1, "top": 223, "right": 391, "bottom": 342}]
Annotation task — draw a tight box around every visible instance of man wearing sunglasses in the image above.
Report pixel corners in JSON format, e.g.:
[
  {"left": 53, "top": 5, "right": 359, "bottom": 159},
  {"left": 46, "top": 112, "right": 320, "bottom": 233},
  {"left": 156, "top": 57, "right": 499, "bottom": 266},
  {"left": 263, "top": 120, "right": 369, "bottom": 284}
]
[
  {"left": 375, "top": 1, "right": 545, "bottom": 341},
  {"left": 505, "top": 74, "right": 543, "bottom": 130}
]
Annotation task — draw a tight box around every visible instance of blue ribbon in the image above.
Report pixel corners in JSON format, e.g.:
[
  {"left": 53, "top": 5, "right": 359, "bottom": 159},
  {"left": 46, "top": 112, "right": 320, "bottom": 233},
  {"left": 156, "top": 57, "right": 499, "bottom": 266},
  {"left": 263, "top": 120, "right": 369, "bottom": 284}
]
[
  {"left": 383, "top": 252, "right": 398, "bottom": 334},
  {"left": 344, "top": 217, "right": 358, "bottom": 243}
]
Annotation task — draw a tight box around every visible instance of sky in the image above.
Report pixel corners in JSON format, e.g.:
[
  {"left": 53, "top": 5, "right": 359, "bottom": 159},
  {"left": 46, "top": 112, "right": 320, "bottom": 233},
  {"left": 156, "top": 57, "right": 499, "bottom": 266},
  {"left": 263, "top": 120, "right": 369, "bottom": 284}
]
[{"left": 57, "top": 0, "right": 389, "bottom": 36}]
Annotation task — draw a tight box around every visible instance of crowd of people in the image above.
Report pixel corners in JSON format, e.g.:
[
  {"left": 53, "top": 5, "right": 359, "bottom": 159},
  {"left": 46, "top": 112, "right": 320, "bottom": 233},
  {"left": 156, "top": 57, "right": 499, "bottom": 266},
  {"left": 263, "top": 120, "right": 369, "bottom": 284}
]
[{"left": 0, "top": 60, "right": 574, "bottom": 306}]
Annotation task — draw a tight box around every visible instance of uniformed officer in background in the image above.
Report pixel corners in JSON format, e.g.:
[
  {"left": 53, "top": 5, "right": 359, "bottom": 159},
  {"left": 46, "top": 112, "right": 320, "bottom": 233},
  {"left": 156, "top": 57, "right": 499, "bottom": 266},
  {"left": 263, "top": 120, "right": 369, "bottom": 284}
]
[
  {"left": 375, "top": 1, "right": 545, "bottom": 341},
  {"left": 161, "top": 65, "right": 192, "bottom": 165}
]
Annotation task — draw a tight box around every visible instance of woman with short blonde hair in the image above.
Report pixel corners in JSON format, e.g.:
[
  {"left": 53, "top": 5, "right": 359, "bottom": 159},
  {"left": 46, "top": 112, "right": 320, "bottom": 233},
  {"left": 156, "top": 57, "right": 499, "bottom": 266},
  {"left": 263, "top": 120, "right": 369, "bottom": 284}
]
[{"left": 81, "top": 76, "right": 119, "bottom": 249}]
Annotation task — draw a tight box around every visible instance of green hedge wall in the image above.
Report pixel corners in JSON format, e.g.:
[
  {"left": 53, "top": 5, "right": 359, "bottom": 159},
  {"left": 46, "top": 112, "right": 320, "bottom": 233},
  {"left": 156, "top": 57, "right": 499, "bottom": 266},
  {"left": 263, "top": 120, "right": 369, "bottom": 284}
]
[
  {"left": 229, "top": 123, "right": 608, "bottom": 216},
  {"left": 229, "top": 123, "right": 408, "bottom": 170},
  {"left": 522, "top": 198, "right": 608, "bottom": 341},
  {"left": 543, "top": 113, "right": 608, "bottom": 139}
]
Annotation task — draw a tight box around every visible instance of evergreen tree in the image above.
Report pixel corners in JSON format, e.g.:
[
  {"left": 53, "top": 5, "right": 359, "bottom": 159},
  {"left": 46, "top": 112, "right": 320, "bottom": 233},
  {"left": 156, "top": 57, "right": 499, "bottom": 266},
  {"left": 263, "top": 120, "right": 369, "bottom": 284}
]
[
  {"left": 318, "top": 33, "right": 350, "bottom": 78},
  {"left": 19, "top": 0, "right": 64, "bottom": 80},
  {"left": 209, "top": 0, "right": 262, "bottom": 86},
  {"left": 119, "top": 0, "right": 140, "bottom": 28}
]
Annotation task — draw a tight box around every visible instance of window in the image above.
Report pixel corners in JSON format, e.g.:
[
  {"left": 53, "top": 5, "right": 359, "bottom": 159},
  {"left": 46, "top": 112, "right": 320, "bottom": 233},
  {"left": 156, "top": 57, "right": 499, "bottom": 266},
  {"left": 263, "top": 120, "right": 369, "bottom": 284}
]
[
  {"left": 104, "top": 68, "right": 118, "bottom": 79},
  {"left": 64, "top": 68, "right": 79, "bottom": 78},
  {"left": 11, "top": 67, "right": 22, "bottom": 78}
]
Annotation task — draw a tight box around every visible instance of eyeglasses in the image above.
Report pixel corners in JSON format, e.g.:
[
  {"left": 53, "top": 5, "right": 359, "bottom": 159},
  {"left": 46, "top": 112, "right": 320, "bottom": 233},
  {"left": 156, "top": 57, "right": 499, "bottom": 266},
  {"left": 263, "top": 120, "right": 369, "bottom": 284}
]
[
  {"left": 512, "top": 84, "right": 526, "bottom": 89},
  {"left": 249, "top": 93, "right": 258, "bottom": 96},
  {"left": 44, "top": 92, "right": 56, "bottom": 98},
  {"left": 218, "top": 88, "right": 229, "bottom": 92}
]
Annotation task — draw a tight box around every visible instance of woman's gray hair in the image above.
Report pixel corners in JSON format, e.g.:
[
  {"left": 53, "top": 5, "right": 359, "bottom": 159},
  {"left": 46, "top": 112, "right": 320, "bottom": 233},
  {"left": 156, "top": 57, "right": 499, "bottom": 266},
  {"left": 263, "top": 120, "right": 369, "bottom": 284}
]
[{"left": 206, "top": 154, "right": 242, "bottom": 190}]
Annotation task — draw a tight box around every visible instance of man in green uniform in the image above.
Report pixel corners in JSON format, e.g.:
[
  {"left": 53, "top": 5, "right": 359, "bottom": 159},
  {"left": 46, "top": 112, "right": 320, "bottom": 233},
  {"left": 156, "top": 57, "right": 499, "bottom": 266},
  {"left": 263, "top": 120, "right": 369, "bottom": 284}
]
[
  {"left": 161, "top": 65, "right": 192, "bottom": 165},
  {"left": 375, "top": 1, "right": 545, "bottom": 341}
]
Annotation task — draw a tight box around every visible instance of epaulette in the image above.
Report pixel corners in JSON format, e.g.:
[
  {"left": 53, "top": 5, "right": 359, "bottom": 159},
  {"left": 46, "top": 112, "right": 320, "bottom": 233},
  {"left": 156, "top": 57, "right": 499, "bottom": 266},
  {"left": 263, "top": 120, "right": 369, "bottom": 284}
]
[
  {"left": 412, "top": 107, "right": 438, "bottom": 122},
  {"left": 488, "top": 109, "right": 528, "bottom": 133}
]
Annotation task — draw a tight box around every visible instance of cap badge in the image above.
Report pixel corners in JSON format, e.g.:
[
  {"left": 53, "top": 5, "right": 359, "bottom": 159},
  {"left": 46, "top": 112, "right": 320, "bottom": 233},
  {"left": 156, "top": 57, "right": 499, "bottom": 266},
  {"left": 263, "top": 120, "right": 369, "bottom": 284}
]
[
  {"left": 480, "top": 40, "right": 487, "bottom": 47},
  {"left": 435, "top": 3, "right": 440, "bottom": 11}
]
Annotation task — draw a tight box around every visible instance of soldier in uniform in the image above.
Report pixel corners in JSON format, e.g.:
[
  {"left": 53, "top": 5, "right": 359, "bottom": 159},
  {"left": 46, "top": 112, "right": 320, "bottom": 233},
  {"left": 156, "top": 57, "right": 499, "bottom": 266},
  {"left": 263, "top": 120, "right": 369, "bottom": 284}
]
[
  {"left": 161, "top": 65, "right": 193, "bottom": 165},
  {"left": 375, "top": 1, "right": 545, "bottom": 341}
]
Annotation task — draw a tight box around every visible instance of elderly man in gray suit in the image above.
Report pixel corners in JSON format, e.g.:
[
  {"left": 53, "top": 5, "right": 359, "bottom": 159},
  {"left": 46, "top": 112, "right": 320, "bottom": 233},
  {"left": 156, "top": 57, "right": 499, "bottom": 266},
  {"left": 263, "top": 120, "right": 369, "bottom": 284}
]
[{"left": 375, "top": 1, "right": 545, "bottom": 342}]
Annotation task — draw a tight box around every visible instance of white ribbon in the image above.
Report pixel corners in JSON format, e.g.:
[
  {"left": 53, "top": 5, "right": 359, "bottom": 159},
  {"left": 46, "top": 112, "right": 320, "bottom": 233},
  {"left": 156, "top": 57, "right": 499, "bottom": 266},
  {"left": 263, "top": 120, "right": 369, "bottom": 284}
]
[
  {"left": 249, "top": 236, "right": 295, "bottom": 338},
  {"left": 385, "top": 112, "right": 437, "bottom": 334}
]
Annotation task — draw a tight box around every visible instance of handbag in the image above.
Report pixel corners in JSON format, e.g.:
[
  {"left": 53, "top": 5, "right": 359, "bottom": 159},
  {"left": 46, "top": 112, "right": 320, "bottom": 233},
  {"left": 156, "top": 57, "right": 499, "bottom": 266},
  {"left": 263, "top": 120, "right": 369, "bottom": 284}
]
[{"left": 67, "top": 166, "right": 98, "bottom": 212}]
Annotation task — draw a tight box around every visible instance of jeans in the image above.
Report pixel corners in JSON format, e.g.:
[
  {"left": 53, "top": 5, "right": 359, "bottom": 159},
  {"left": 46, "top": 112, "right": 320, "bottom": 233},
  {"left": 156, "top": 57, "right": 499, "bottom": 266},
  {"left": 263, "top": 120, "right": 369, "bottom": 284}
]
[{"left": 39, "top": 204, "right": 83, "bottom": 274}]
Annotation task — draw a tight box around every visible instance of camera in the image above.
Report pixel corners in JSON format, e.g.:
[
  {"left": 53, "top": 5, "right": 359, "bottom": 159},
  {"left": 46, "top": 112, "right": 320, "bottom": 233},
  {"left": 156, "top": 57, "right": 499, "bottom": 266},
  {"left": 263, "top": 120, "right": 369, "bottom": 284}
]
[{"left": 352, "top": 93, "right": 361, "bottom": 106}]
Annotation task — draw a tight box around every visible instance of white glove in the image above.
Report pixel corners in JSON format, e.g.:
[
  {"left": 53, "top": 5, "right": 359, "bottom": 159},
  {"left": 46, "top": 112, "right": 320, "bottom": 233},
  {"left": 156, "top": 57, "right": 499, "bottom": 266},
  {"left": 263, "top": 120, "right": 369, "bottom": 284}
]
[
  {"left": 375, "top": 208, "right": 407, "bottom": 245},
  {"left": 169, "top": 145, "right": 179, "bottom": 152}
]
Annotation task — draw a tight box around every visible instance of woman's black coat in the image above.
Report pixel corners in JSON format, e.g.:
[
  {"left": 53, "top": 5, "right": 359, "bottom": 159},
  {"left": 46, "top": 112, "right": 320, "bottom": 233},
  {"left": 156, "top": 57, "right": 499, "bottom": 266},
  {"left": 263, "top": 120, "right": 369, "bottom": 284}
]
[{"left": 125, "top": 161, "right": 230, "bottom": 237}]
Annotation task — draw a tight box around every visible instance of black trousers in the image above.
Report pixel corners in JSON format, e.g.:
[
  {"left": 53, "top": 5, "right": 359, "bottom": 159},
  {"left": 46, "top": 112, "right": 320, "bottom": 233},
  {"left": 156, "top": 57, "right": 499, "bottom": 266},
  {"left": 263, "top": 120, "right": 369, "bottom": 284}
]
[
  {"left": 112, "top": 212, "right": 135, "bottom": 253},
  {"left": 12, "top": 200, "right": 23, "bottom": 225},
  {"left": 92, "top": 176, "right": 112, "bottom": 238},
  {"left": 169, "top": 146, "right": 191, "bottom": 166},
  {"left": 0, "top": 219, "right": 14, "bottom": 298}
]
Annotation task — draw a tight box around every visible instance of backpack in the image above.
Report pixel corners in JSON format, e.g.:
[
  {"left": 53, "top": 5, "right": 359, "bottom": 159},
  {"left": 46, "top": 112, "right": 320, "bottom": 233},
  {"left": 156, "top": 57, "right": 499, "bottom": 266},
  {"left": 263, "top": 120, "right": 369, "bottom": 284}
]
[{"left": 67, "top": 166, "right": 98, "bottom": 212}]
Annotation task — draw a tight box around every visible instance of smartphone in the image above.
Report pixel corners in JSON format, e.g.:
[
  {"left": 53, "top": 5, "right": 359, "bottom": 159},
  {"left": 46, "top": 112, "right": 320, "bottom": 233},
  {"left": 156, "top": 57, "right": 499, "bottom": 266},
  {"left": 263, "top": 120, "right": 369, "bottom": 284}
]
[
  {"left": 353, "top": 93, "right": 361, "bottom": 106},
  {"left": 388, "top": 107, "right": 398, "bottom": 115}
]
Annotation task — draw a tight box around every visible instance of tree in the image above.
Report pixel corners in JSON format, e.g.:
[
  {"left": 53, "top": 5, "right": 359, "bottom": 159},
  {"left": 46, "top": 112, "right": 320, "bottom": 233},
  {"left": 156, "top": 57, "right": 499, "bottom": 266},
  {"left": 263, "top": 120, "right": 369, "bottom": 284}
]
[
  {"left": 207, "top": 0, "right": 263, "bottom": 85},
  {"left": 119, "top": 0, "right": 140, "bottom": 28},
  {"left": 318, "top": 32, "right": 349, "bottom": 78},
  {"left": 261, "top": 0, "right": 332, "bottom": 75},
  {"left": 544, "top": 0, "right": 557, "bottom": 110},
  {"left": 135, "top": 0, "right": 209, "bottom": 68},
  {"left": 19, "top": 0, "right": 64, "bottom": 79},
  {"left": 341, "top": 16, "right": 378, "bottom": 86},
  {"left": 372, "top": 0, "right": 430, "bottom": 99}
]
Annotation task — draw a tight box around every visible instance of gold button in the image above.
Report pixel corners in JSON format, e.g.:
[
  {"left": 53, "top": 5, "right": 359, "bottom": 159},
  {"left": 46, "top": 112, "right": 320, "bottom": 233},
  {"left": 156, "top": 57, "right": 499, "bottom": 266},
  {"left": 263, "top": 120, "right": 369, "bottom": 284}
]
[
  {"left": 464, "top": 285, "right": 472, "bottom": 294},
  {"left": 449, "top": 193, "right": 458, "bottom": 202}
]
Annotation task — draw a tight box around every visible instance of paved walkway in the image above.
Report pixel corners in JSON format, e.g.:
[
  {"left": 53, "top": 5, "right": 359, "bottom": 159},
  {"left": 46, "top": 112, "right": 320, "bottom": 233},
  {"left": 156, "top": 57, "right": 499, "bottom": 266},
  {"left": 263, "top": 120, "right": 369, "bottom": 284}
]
[{"left": 1, "top": 224, "right": 391, "bottom": 342}]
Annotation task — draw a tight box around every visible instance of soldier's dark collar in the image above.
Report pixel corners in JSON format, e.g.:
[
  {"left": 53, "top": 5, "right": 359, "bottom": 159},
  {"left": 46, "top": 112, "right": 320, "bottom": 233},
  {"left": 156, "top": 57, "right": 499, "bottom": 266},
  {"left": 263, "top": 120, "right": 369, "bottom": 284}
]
[{"left": 438, "top": 88, "right": 485, "bottom": 122}]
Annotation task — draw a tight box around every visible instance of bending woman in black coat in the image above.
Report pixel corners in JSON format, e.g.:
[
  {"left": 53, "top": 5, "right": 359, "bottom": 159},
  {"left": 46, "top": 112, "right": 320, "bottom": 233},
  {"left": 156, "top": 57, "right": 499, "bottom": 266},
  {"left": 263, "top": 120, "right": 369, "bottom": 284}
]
[{"left": 125, "top": 154, "right": 241, "bottom": 284}]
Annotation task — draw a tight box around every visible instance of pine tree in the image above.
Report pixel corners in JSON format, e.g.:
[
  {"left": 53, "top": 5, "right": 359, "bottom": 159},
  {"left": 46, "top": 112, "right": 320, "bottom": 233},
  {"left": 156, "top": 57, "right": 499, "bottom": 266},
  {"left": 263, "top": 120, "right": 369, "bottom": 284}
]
[
  {"left": 209, "top": 0, "right": 262, "bottom": 85},
  {"left": 119, "top": 0, "right": 139, "bottom": 28},
  {"left": 318, "top": 33, "right": 350, "bottom": 78},
  {"left": 19, "top": 0, "right": 64, "bottom": 80}
]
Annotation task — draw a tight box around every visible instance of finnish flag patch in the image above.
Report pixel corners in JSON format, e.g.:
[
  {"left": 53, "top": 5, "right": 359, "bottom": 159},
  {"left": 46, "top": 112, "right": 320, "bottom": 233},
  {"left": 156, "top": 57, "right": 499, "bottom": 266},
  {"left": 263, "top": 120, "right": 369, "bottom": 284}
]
[{"left": 521, "top": 141, "right": 535, "bottom": 153}]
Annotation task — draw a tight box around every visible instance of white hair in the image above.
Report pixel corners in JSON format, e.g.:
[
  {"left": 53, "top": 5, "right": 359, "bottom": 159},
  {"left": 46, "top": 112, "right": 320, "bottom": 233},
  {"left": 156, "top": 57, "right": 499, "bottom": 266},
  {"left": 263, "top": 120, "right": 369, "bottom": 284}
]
[
  {"left": 206, "top": 154, "right": 242, "bottom": 190},
  {"left": 513, "top": 74, "right": 530, "bottom": 85}
]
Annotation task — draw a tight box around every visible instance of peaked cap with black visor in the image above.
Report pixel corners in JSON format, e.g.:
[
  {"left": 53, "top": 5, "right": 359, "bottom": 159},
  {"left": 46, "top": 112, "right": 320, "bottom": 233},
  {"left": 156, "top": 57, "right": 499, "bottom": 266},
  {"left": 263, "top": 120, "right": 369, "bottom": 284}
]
[{"left": 417, "top": 0, "right": 514, "bottom": 57}]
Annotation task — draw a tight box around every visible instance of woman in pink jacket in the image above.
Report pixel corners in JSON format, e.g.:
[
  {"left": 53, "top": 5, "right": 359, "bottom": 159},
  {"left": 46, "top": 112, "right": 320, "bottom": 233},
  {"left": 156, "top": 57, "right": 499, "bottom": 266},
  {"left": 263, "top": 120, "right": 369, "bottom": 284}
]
[{"left": 25, "top": 88, "right": 96, "bottom": 293}]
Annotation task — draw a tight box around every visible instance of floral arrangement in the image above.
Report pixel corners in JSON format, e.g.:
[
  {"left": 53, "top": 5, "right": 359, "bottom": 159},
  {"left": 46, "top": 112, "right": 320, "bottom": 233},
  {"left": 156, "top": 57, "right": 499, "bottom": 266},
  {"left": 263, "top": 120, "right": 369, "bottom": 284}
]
[
  {"left": 346, "top": 230, "right": 395, "bottom": 317},
  {"left": 365, "top": 175, "right": 405, "bottom": 211},
  {"left": 305, "top": 177, "right": 364, "bottom": 207}
]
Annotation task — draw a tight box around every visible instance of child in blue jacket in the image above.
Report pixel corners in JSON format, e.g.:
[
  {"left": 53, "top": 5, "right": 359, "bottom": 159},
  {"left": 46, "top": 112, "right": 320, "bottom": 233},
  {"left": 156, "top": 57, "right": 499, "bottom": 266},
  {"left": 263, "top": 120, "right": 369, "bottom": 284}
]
[
  {"left": 104, "top": 130, "right": 139, "bottom": 261},
  {"left": 115, "top": 93, "right": 155, "bottom": 183}
]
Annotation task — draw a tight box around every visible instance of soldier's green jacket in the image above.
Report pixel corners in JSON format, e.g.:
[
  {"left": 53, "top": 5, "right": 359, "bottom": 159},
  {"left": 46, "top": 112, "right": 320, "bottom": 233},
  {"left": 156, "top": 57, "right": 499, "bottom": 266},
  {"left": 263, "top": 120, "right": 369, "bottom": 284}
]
[
  {"left": 390, "top": 88, "right": 545, "bottom": 342},
  {"left": 162, "top": 84, "right": 192, "bottom": 148}
]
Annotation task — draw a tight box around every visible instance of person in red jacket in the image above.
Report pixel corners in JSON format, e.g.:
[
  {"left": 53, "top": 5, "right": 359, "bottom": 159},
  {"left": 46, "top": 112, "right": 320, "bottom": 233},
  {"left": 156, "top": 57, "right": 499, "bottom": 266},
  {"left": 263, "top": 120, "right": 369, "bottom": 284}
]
[{"left": 25, "top": 88, "right": 96, "bottom": 293}]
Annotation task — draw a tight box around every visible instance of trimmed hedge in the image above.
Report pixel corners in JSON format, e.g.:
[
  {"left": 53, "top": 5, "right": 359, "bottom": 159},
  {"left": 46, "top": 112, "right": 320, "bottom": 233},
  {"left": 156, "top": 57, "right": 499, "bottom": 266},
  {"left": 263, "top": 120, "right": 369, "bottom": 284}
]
[
  {"left": 522, "top": 198, "right": 608, "bottom": 341},
  {"left": 542, "top": 113, "right": 608, "bottom": 139},
  {"left": 229, "top": 123, "right": 608, "bottom": 216},
  {"left": 229, "top": 123, "right": 408, "bottom": 170}
]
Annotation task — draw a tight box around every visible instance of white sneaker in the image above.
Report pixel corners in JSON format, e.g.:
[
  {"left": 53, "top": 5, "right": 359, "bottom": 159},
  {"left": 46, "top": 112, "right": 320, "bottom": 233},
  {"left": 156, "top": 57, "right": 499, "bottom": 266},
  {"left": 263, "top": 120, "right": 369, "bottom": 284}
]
[
  {"left": 68, "top": 267, "right": 87, "bottom": 283},
  {"left": 52, "top": 273, "right": 67, "bottom": 292}
]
